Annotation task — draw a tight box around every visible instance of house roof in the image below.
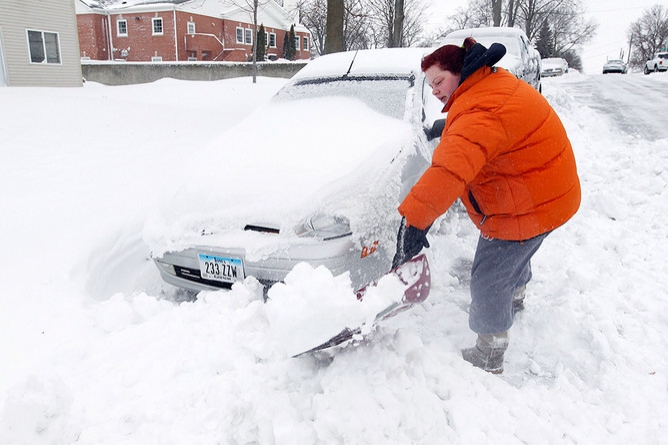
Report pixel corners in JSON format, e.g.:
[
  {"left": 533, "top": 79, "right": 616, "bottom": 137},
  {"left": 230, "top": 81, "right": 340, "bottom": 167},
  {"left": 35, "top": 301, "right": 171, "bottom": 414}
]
[
  {"left": 79, "top": 0, "right": 190, "bottom": 8},
  {"left": 76, "top": 0, "right": 307, "bottom": 33}
]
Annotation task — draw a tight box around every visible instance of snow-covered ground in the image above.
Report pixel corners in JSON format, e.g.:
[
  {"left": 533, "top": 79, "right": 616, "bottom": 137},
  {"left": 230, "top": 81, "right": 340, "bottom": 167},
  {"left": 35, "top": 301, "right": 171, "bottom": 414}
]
[{"left": 1, "top": 70, "right": 667, "bottom": 444}]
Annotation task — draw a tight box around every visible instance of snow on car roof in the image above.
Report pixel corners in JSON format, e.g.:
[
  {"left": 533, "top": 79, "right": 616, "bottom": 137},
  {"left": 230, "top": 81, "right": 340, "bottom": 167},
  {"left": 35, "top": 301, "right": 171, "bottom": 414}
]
[
  {"left": 441, "top": 27, "right": 524, "bottom": 53},
  {"left": 293, "top": 48, "right": 430, "bottom": 80},
  {"left": 446, "top": 26, "right": 527, "bottom": 38},
  {"left": 439, "top": 27, "right": 526, "bottom": 73}
]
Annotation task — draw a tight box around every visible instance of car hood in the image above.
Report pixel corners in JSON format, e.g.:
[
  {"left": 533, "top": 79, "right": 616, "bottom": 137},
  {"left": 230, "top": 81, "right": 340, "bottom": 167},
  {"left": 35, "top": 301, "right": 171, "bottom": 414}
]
[{"left": 145, "top": 96, "right": 415, "bottom": 257}]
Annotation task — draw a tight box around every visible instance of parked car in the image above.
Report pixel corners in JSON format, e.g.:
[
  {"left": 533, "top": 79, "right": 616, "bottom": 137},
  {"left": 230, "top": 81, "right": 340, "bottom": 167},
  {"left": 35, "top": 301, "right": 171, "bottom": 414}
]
[
  {"left": 541, "top": 57, "right": 568, "bottom": 77},
  {"left": 146, "top": 48, "right": 446, "bottom": 293},
  {"left": 644, "top": 52, "right": 668, "bottom": 74},
  {"left": 440, "top": 27, "right": 542, "bottom": 92},
  {"left": 602, "top": 59, "right": 627, "bottom": 74}
]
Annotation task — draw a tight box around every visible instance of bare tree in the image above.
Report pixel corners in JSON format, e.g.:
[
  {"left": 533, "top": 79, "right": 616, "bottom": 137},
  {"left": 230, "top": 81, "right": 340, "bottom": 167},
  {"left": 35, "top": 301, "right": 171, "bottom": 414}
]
[
  {"left": 450, "top": 0, "right": 584, "bottom": 39},
  {"left": 325, "top": 0, "right": 345, "bottom": 53},
  {"left": 391, "top": 0, "right": 405, "bottom": 47},
  {"left": 400, "top": 0, "right": 428, "bottom": 46},
  {"left": 447, "top": 0, "right": 494, "bottom": 31},
  {"left": 301, "top": 0, "right": 425, "bottom": 52},
  {"left": 517, "top": 0, "right": 575, "bottom": 41},
  {"left": 447, "top": 0, "right": 596, "bottom": 66},
  {"left": 503, "top": 0, "right": 519, "bottom": 27},
  {"left": 366, "top": 0, "right": 399, "bottom": 47},
  {"left": 492, "top": 0, "right": 502, "bottom": 26},
  {"left": 627, "top": 4, "right": 668, "bottom": 68},
  {"left": 549, "top": 2, "right": 597, "bottom": 56},
  {"left": 343, "top": 0, "right": 371, "bottom": 50},
  {"left": 299, "top": 0, "right": 368, "bottom": 54},
  {"left": 224, "top": 0, "right": 270, "bottom": 83},
  {"left": 299, "top": 0, "right": 328, "bottom": 55},
  {"left": 441, "top": 0, "right": 598, "bottom": 72},
  {"left": 367, "top": 0, "right": 424, "bottom": 47}
]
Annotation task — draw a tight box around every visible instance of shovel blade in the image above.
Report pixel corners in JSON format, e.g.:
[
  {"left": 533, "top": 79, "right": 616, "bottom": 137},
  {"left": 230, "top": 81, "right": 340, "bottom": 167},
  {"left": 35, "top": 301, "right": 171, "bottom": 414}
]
[
  {"left": 293, "top": 254, "right": 431, "bottom": 357},
  {"left": 356, "top": 253, "right": 431, "bottom": 304}
]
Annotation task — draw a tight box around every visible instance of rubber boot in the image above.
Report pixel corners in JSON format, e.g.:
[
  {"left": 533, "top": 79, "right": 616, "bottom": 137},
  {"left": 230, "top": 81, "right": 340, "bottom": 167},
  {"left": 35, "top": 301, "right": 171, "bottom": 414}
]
[
  {"left": 512, "top": 285, "right": 526, "bottom": 315},
  {"left": 461, "top": 332, "right": 508, "bottom": 374}
]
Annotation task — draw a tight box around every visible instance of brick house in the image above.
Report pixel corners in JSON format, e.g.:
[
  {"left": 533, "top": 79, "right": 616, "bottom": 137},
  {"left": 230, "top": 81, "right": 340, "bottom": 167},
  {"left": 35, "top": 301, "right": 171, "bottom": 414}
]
[
  {"left": 0, "top": 0, "right": 82, "bottom": 87},
  {"left": 75, "top": 0, "right": 311, "bottom": 63}
]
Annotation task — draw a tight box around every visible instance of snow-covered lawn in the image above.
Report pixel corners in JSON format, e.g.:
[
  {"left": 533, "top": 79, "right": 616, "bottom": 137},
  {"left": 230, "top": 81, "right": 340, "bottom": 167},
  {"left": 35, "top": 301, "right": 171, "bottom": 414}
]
[{"left": 1, "top": 71, "right": 667, "bottom": 443}]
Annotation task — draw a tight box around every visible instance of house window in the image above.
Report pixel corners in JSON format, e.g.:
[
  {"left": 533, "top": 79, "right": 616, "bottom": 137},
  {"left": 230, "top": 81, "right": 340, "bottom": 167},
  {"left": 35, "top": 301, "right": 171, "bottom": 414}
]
[
  {"left": 117, "top": 20, "right": 128, "bottom": 36},
  {"left": 245, "top": 28, "right": 252, "bottom": 45},
  {"left": 151, "top": 56, "right": 163, "bottom": 62},
  {"left": 269, "top": 32, "right": 276, "bottom": 48},
  {"left": 303, "top": 36, "right": 309, "bottom": 51},
  {"left": 187, "top": 22, "right": 196, "bottom": 34},
  {"left": 152, "top": 17, "right": 163, "bottom": 35},
  {"left": 294, "top": 36, "right": 300, "bottom": 51},
  {"left": 27, "top": 30, "right": 61, "bottom": 64},
  {"left": 236, "top": 27, "right": 244, "bottom": 44}
]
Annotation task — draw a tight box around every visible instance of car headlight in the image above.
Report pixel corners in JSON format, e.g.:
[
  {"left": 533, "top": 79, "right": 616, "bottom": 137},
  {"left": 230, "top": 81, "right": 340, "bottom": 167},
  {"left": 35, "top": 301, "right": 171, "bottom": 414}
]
[
  {"left": 156, "top": 260, "right": 176, "bottom": 275},
  {"left": 295, "top": 214, "right": 352, "bottom": 240}
]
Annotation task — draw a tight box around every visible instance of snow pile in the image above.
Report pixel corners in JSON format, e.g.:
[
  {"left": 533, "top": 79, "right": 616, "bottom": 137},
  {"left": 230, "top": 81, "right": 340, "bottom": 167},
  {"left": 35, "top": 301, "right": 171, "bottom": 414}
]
[
  {"left": 265, "top": 263, "right": 408, "bottom": 358},
  {"left": 1, "top": 72, "right": 667, "bottom": 443}
]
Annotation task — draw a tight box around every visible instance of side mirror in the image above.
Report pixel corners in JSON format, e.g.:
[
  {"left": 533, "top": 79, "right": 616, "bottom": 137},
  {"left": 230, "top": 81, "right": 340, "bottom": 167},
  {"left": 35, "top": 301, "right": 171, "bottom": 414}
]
[{"left": 424, "top": 118, "right": 446, "bottom": 141}]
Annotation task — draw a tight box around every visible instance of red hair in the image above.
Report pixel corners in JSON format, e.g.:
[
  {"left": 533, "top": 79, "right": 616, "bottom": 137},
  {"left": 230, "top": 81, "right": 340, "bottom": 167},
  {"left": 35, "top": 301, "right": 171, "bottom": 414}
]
[{"left": 421, "top": 37, "right": 477, "bottom": 74}]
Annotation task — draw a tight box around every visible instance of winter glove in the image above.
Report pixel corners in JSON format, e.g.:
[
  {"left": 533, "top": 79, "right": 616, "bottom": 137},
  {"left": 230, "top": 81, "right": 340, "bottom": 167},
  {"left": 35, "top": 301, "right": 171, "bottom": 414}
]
[
  {"left": 424, "top": 118, "right": 446, "bottom": 141},
  {"left": 391, "top": 217, "right": 431, "bottom": 269}
]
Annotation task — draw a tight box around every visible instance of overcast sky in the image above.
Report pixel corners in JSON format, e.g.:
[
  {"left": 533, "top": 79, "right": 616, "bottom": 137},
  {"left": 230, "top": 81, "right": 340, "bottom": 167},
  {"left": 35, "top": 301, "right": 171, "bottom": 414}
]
[{"left": 423, "top": 0, "right": 661, "bottom": 74}]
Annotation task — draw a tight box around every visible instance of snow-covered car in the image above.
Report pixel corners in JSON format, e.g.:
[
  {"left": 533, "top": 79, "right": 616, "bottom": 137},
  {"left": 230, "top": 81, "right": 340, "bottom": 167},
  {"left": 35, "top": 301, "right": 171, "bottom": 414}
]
[
  {"left": 602, "top": 59, "right": 627, "bottom": 74},
  {"left": 145, "top": 48, "right": 445, "bottom": 293},
  {"left": 440, "top": 27, "right": 542, "bottom": 92},
  {"left": 541, "top": 57, "right": 568, "bottom": 77},
  {"left": 644, "top": 52, "right": 668, "bottom": 74}
]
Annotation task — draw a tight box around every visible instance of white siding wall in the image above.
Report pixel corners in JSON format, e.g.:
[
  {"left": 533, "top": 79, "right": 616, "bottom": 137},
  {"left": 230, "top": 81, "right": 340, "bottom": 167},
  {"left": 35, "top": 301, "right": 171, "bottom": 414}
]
[{"left": 0, "top": 0, "right": 82, "bottom": 87}]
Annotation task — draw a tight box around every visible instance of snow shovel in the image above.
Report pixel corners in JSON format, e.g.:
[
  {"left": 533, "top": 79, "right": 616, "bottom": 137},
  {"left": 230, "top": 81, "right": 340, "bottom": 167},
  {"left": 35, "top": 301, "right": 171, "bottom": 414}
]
[{"left": 294, "top": 253, "right": 431, "bottom": 357}]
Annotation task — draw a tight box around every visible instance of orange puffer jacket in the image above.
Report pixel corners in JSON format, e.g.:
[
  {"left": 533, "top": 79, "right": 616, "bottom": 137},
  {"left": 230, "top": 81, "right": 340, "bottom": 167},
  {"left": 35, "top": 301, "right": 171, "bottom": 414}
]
[{"left": 399, "top": 66, "right": 581, "bottom": 240}]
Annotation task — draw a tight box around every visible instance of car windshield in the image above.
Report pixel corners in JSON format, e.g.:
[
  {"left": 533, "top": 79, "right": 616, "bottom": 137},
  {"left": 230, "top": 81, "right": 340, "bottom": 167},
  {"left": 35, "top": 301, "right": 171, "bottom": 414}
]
[
  {"left": 659, "top": 54, "right": 668, "bottom": 59},
  {"left": 273, "top": 76, "right": 413, "bottom": 120}
]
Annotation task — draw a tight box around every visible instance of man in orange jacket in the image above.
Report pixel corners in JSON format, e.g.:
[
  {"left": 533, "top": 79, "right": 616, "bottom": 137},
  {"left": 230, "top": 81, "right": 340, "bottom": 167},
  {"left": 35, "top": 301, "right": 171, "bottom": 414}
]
[{"left": 392, "top": 37, "right": 581, "bottom": 374}]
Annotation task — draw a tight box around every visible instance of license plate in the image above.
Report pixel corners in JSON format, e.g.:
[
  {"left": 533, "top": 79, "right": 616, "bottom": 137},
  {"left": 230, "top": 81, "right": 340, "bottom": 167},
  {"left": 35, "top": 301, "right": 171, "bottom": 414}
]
[{"left": 198, "top": 254, "right": 244, "bottom": 284}]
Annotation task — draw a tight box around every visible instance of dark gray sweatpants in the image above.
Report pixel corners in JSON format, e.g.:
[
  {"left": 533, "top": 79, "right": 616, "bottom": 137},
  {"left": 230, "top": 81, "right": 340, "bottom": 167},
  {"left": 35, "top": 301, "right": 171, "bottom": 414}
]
[{"left": 469, "top": 232, "right": 549, "bottom": 335}]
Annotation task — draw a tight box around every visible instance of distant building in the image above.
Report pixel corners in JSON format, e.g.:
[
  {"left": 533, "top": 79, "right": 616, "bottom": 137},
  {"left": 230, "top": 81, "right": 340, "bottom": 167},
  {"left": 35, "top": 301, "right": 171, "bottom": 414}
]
[
  {"left": 75, "top": 0, "right": 311, "bottom": 62},
  {"left": 0, "top": 0, "right": 83, "bottom": 87}
]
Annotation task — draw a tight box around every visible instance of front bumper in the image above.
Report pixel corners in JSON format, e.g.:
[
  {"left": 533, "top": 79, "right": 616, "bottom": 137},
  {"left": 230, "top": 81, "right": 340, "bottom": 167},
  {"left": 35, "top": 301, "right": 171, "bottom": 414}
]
[{"left": 153, "top": 235, "right": 388, "bottom": 293}]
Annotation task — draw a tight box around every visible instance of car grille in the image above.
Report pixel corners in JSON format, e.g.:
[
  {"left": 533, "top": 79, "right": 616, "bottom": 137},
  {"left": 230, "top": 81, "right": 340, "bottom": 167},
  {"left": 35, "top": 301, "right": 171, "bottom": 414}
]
[{"left": 174, "top": 265, "right": 233, "bottom": 289}]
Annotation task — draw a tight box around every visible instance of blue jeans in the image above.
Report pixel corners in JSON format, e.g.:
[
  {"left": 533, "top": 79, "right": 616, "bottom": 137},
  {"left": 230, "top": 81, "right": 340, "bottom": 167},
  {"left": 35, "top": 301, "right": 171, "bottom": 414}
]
[{"left": 469, "top": 232, "right": 549, "bottom": 335}]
